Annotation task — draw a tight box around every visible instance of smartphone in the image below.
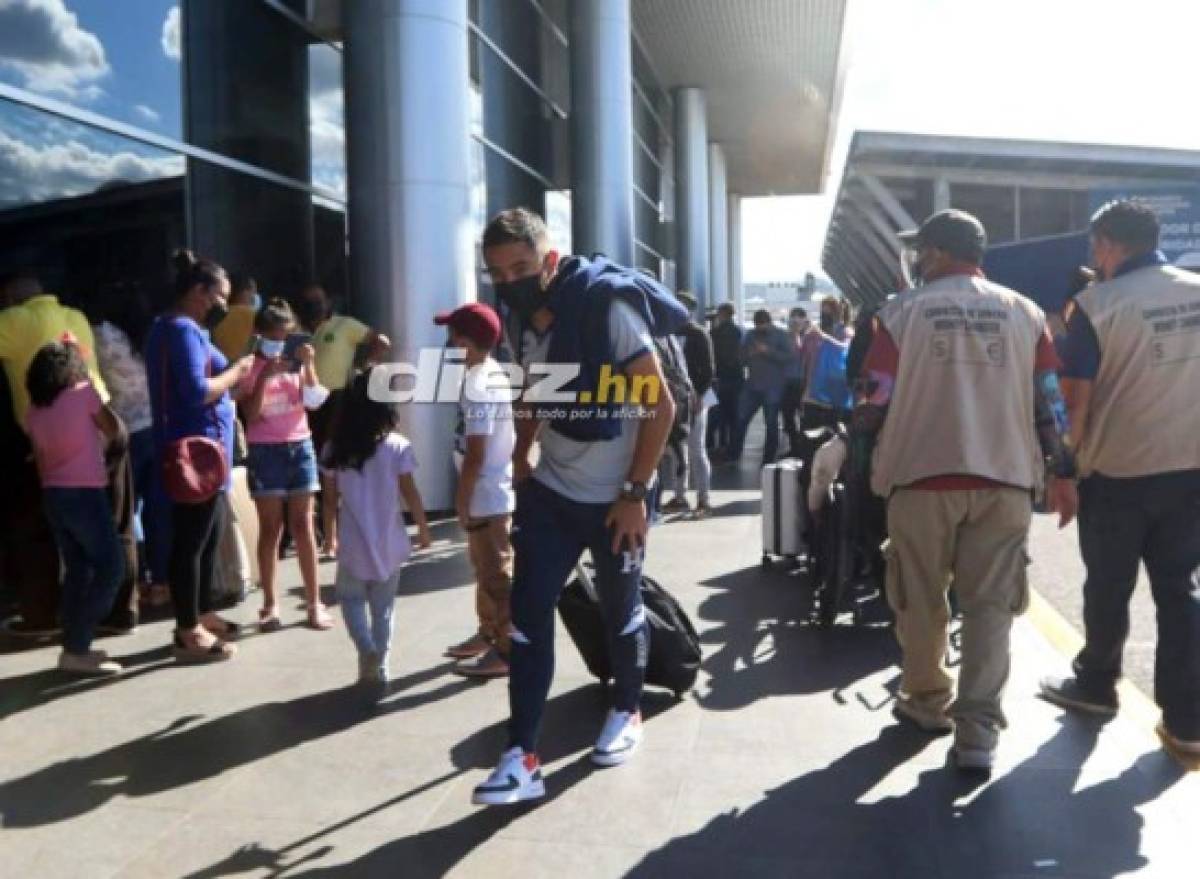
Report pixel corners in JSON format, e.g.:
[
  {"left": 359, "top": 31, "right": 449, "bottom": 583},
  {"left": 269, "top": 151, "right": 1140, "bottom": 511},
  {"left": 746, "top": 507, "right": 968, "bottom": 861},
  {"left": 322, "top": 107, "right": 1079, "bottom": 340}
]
[{"left": 283, "top": 332, "right": 312, "bottom": 370}]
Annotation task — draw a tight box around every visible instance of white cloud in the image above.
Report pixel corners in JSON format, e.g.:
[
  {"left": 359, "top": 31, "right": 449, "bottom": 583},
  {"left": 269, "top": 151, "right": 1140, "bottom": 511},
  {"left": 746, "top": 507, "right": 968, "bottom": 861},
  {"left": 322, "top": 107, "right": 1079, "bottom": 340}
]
[
  {"left": 161, "top": 6, "right": 181, "bottom": 62},
  {"left": 0, "top": 0, "right": 109, "bottom": 98},
  {"left": 309, "top": 45, "right": 345, "bottom": 198},
  {"left": 133, "top": 104, "right": 160, "bottom": 123},
  {"left": 0, "top": 128, "right": 184, "bottom": 207}
]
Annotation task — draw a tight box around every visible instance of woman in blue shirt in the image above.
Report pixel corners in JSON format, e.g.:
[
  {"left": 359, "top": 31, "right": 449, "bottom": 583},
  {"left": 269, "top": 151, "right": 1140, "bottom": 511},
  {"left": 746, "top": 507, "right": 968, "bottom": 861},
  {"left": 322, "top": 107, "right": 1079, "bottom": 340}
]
[{"left": 146, "top": 250, "right": 254, "bottom": 663}]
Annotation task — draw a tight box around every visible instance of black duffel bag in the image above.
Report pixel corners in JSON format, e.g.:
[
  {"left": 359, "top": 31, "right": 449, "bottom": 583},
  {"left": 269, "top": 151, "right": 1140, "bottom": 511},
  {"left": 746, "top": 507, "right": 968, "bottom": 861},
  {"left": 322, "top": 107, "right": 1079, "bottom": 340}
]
[{"left": 558, "top": 565, "right": 701, "bottom": 698}]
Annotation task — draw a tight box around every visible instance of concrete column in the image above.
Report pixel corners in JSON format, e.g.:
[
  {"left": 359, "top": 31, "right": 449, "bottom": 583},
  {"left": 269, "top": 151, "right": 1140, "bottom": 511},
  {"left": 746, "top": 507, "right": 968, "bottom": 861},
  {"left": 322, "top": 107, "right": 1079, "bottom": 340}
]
[
  {"left": 933, "top": 176, "right": 951, "bottom": 212},
  {"left": 728, "top": 192, "right": 744, "bottom": 320},
  {"left": 344, "top": 0, "right": 474, "bottom": 510},
  {"left": 708, "top": 143, "right": 729, "bottom": 306},
  {"left": 674, "top": 87, "right": 710, "bottom": 307},
  {"left": 659, "top": 130, "right": 677, "bottom": 289},
  {"left": 569, "top": 0, "right": 635, "bottom": 264}
]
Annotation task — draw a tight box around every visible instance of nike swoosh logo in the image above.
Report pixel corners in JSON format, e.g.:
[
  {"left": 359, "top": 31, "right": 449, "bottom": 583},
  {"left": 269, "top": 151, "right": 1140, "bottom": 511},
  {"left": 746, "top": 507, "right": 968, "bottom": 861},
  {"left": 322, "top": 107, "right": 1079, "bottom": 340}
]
[{"left": 481, "top": 774, "right": 520, "bottom": 792}]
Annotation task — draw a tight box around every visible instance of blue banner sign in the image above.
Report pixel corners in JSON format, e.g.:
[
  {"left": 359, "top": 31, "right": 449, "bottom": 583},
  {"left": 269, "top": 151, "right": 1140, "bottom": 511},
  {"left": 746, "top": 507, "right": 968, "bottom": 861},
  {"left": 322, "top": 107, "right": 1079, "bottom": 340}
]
[{"left": 1089, "top": 186, "right": 1200, "bottom": 268}]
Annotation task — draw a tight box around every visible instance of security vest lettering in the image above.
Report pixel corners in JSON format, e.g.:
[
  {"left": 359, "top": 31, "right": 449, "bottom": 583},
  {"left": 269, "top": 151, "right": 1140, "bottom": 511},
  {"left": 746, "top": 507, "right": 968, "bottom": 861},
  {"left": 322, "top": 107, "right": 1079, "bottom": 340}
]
[
  {"left": 871, "top": 275, "right": 1045, "bottom": 496},
  {"left": 1073, "top": 265, "right": 1200, "bottom": 478}
]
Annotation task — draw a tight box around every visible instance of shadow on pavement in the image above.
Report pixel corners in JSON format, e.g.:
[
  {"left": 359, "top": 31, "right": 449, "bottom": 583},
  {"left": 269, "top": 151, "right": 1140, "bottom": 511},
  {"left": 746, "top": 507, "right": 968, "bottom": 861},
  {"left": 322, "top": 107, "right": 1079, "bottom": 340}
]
[
  {"left": 185, "top": 684, "right": 686, "bottom": 879},
  {"left": 627, "top": 718, "right": 1186, "bottom": 877},
  {"left": 0, "top": 662, "right": 465, "bottom": 830},
  {"left": 0, "top": 644, "right": 174, "bottom": 722},
  {"left": 696, "top": 564, "right": 899, "bottom": 713}
]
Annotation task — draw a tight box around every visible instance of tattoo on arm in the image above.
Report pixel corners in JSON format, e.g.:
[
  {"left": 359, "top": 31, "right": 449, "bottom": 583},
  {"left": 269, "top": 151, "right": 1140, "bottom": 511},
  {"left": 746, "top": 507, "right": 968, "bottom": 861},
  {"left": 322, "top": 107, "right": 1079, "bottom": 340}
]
[{"left": 1034, "top": 371, "right": 1076, "bottom": 478}]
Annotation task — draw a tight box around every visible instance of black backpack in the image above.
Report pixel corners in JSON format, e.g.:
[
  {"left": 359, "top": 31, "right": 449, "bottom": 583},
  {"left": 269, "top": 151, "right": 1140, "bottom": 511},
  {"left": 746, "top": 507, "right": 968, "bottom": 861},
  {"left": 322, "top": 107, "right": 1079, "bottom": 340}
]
[
  {"left": 654, "top": 334, "right": 695, "bottom": 445},
  {"left": 558, "top": 567, "right": 702, "bottom": 699}
]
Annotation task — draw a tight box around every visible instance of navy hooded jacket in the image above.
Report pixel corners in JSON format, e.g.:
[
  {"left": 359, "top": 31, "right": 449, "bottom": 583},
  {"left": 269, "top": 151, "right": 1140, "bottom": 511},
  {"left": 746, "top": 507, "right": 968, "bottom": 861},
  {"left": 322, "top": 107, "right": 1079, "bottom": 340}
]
[{"left": 525, "top": 255, "right": 690, "bottom": 442}]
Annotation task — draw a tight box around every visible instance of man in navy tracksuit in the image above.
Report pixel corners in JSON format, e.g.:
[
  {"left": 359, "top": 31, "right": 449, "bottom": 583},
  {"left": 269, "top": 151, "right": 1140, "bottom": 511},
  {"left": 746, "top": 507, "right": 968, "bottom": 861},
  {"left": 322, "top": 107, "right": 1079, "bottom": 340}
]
[{"left": 471, "top": 208, "right": 685, "bottom": 806}]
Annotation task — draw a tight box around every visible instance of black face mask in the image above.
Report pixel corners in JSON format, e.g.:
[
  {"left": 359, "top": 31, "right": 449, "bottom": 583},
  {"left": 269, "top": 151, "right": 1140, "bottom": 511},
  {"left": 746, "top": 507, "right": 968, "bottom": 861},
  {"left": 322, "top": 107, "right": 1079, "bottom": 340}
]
[
  {"left": 495, "top": 274, "right": 543, "bottom": 323},
  {"left": 205, "top": 299, "right": 229, "bottom": 329},
  {"left": 820, "top": 313, "right": 837, "bottom": 332},
  {"left": 297, "top": 299, "right": 328, "bottom": 329}
]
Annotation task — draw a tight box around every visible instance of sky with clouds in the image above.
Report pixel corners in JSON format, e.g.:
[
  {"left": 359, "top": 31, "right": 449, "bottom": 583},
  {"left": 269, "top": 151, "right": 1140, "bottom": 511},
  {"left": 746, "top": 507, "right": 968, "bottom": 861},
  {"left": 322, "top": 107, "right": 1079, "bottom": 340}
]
[
  {"left": 743, "top": 0, "right": 1200, "bottom": 282},
  {"left": 0, "top": 0, "right": 346, "bottom": 207}
]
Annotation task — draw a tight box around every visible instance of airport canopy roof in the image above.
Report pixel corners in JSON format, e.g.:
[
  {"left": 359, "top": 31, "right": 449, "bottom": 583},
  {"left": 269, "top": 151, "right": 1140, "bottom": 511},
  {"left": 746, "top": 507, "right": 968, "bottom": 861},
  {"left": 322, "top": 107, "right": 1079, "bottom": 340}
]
[{"left": 823, "top": 130, "right": 1200, "bottom": 306}]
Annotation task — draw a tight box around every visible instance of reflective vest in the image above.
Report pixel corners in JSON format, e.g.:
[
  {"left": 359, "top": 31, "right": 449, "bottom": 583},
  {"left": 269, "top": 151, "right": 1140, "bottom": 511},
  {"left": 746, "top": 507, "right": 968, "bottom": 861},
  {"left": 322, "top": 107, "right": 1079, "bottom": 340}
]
[
  {"left": 871, "top": 274, "right": 1045, "bottom": 496},
  {"left": 1074, "top": 264, "right": 1200, "bottom": 478}
]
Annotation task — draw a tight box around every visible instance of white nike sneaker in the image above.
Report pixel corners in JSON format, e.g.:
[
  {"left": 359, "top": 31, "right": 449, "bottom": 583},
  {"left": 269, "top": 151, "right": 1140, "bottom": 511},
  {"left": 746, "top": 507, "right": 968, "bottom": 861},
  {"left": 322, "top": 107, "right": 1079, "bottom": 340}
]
[
  {"left": 472, "top": 747, "right": 545, "bottom": 806},
  {"left": 592, "top": 709, "right": 643, "bottom": 767}
]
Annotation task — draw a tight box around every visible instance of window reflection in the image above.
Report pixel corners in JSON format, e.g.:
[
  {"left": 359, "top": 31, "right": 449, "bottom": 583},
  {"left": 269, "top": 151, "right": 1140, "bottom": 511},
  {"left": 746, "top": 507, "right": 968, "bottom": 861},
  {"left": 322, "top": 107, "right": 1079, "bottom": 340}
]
[
  {"left": 0, "top": 98, "right": 185, "bottom": 305},
  {"left": 0, "top": 0, "right": 184, "bottom": 139},
  {"left": 309, "top": 41, "right": 345, "bottom": 200},
  {"left": 183, "top": 0, "right": 311, "bottom": 181}
]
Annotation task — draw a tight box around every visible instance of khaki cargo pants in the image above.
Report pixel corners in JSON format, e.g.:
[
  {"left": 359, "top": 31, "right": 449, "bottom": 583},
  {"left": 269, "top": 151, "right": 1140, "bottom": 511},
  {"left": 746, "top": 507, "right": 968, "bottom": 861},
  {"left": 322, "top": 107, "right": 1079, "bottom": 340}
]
[
  {"left": 885, "top": 487, "right": 1032, "bottom": 750},
  {"left": 466, "top": 514, "right": 513, "bottom": 655}
]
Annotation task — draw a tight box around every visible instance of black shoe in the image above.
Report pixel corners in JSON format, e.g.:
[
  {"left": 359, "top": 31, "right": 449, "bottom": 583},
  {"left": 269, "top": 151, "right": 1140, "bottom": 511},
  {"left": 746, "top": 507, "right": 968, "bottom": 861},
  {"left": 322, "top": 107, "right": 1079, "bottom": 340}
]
[{"left": 1039, "top": 675, "right": 1118, "bottom": 717}]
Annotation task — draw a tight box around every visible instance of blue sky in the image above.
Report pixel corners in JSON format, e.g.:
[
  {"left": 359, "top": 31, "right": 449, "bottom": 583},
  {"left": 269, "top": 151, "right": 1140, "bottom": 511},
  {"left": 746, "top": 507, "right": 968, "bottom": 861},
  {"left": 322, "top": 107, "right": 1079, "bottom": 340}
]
[
  {"left": 0, "top": 0, "right": 346, "bottom": 202},
  {"left": 0, "top": 0, "right": 183, "bottom": 136}
]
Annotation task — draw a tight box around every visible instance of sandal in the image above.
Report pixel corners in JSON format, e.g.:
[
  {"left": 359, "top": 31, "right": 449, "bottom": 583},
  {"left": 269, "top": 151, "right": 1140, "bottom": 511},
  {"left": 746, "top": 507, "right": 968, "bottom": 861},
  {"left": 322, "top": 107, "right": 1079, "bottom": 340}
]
[
  {"left": 172, "top": 632, "right": 236, "bottom": 664},
  {"left": 258, "top": 608, "right": 283, "bottom": 633},
  {"left": 201, "top": 615, "right": 242, "bottom": 640},
  {"left": 306, "top": 605, "right": 335, "bottom": 631}
]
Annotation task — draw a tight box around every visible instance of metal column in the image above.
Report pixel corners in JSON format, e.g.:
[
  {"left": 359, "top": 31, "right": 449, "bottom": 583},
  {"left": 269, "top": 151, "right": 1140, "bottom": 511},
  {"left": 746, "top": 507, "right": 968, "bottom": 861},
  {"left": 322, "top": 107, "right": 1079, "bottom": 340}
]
[
  {"left": 728, "top": 192, "right": 744, "bottom": 320},
  {"left": 708, "top": 143, "right": 729, "bottom": 306},
  {"left": 570, "top": 0, "right": 635, "bottom": 265},
  {"left": 344, "top": 0, "right": 474, "bottom": 510},
  {"left": 673, "top": 87, "right": 710, "bottom": 307}
]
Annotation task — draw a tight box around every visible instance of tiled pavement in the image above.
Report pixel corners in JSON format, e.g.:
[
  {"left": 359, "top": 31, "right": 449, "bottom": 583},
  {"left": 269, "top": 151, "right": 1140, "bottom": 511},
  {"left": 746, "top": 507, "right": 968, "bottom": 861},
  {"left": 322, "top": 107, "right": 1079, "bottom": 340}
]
[{"left": 0, "top": 467, "right": 1195, "bottom": 877}]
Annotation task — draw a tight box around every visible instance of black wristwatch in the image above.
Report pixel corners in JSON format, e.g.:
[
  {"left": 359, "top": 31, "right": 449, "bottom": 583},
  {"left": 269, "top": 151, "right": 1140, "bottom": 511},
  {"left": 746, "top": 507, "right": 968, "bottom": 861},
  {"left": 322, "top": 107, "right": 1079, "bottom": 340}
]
[{"left": 619, "top": 480, "right": 648, "bottom": 503}]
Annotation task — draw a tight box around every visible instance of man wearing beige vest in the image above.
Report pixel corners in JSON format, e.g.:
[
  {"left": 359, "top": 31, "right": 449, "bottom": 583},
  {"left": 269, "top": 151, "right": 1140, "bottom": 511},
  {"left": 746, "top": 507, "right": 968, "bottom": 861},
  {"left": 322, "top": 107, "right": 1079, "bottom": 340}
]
[
  {"left": 856, "top": 210, "right": 1077, "bottom": 772},
  {"left": 1041, "top": 200, "right": 1200, "bottom": 761}
]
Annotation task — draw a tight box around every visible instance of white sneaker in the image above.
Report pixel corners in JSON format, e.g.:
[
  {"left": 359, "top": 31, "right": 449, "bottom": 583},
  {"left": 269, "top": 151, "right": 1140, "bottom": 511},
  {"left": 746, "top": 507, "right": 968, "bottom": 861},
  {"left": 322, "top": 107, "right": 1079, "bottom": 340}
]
[
  {"left": 592, "top": 709, "right": 643, "bottom": 767},
  {"left": 58, "top": 650, "right": 122, "bottom": 677},
  {"left": 472, "top": 747, "right": 545, "bottom": 806}
]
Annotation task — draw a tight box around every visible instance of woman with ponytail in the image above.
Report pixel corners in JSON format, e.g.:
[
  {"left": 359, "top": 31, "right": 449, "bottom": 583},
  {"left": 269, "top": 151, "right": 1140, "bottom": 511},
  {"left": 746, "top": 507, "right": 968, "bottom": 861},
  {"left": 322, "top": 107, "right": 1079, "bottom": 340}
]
[{"left": 145, "top": 250, "right": 255, "bottom": 663}]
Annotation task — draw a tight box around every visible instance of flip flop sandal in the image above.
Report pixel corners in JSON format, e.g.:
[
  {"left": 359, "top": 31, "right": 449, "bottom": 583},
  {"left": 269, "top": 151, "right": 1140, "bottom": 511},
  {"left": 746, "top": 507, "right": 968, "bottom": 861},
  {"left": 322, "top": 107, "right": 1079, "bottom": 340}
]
[
  {"left": 172, "top": 633, "right": 236, "bottom": 664},
  {"left": 204, "top": 617, "right": 242, "bottom": 640},
  {"left": 258, "top": 609, "right": 283, "bottom": 633},
  {"left": 306, "top": 607, "right": 335, "bottom": 631}
]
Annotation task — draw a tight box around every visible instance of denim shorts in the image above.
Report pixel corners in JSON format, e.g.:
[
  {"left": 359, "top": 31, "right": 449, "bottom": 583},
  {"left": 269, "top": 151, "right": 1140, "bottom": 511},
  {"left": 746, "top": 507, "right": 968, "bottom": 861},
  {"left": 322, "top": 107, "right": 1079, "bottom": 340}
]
[{"left": 247, "top": 438, "right": 320, "bottom": 498}]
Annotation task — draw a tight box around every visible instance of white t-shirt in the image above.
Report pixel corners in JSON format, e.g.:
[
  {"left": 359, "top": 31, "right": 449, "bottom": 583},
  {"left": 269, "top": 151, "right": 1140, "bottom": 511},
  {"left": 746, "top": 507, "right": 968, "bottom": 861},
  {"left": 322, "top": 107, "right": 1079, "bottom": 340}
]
[
  {"left": 454, "top": 356, "right": 516, "bottom": 518},
  {"left": 334, "top": 433, "right": 416, "bottom": 582},
  {"left": 522, "top": 300, "right": 654, "bottom": 505}
]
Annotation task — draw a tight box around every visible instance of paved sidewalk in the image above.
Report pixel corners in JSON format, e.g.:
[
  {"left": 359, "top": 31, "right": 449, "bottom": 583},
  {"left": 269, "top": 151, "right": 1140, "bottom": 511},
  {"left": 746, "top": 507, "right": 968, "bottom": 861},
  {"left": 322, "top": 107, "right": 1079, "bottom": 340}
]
[{"left": 0, "top": 467, "right": 1195, "bottom": 877}]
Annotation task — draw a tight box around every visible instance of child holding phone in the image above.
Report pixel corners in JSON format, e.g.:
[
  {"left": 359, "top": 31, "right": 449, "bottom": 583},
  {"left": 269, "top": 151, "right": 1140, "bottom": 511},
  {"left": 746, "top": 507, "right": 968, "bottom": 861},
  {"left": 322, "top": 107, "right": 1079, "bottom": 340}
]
[
  {"left": 238, "top": 298, "right": 331, "bottom": 631},
  {"left": 324, "top": 370, "right": 431, "bottom": 699}
]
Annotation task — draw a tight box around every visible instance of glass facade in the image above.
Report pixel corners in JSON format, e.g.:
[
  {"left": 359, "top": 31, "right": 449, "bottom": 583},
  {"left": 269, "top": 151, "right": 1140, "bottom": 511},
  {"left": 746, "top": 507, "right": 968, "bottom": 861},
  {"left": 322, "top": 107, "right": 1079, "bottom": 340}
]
[
  {"left": 1, "top": 0, "right": 687, "bottom": 316},
  {"left": 631, "top": 33, "right": 673, "bottom": 282},
  {"left": 0, "top": 0, "right": 346, "bottom": 310}
]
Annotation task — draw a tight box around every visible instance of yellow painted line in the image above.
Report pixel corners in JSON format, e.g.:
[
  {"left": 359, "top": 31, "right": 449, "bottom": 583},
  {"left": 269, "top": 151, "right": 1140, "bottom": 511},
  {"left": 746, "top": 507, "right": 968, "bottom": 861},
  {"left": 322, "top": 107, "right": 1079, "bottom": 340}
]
[{"left": 1025, "top": 588, "right": 1162, "bottom": 736}]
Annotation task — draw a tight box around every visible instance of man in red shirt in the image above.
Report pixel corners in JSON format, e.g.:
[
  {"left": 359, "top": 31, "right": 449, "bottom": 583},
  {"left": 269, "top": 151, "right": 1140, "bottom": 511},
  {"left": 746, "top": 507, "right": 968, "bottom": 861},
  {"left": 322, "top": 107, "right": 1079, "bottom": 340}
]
[{"left": 855, "top": 210, "right": 1076, "bottom": 771}]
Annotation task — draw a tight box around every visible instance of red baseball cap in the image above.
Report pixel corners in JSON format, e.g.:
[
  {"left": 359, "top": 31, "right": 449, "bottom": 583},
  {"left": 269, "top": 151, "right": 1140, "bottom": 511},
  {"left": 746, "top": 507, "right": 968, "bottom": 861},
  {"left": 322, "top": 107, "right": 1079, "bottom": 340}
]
[{"left": 433, "top": 302, "right": 502, "bottom": 350}]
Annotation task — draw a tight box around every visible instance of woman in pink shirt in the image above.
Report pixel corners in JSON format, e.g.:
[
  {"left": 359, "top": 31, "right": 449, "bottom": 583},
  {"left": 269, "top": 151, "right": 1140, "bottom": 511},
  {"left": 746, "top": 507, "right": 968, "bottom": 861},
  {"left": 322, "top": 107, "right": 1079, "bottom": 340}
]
[
  {"left": 25, "top": 339, "right": 126, "bottom": 676},
  {"left": 238, "top": 299, "right": 331, "bottom": 632}
]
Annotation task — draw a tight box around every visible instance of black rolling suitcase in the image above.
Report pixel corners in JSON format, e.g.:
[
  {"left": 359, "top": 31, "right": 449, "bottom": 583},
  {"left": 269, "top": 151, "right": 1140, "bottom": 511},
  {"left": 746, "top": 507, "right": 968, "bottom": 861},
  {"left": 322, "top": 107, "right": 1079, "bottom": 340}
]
[{"left": 558, "top": 563, "right": 701, "bottom": 698}]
